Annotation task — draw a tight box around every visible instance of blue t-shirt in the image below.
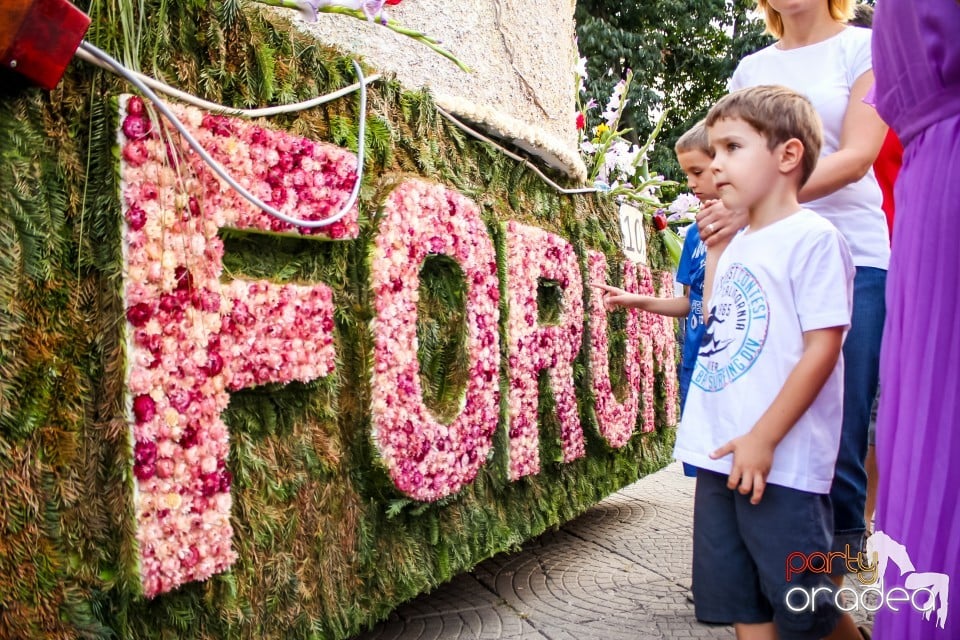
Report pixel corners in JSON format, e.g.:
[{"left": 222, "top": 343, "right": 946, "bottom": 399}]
[{"left": 675, "top": 224, "right": 707, "bottom": 406}]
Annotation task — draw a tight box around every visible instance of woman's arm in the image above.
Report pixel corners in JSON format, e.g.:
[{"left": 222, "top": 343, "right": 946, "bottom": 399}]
[{"left": 798, "top": 70, "right": 888, "bottom": 203}]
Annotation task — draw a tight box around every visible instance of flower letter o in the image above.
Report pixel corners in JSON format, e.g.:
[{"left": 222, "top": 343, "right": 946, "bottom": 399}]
[{"left": 370, "top": 180, "right": 500, "bottom": 502}]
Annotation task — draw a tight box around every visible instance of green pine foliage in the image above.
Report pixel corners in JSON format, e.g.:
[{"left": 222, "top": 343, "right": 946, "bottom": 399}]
[{"left": 0, "top": 1, "right": 676, "bottom": 638}]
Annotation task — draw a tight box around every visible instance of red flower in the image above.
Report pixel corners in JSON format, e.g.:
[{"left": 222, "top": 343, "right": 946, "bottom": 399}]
[
  {"left": 122, "top": 114, "right": 152, "bottom": 140},
  {"left": 127, "top": 96, "right": 145, "bottom": 116},
  {"left": 652, "top": 212, "right": 668, "bottom": 231},
  {"left": 126, "top": 204, "right": 147, "bottom": 230},
  {"left": 122, "top": 140, "right": 149, "bottom": 167},
  {"left": 126, "top": 301, "right": 155, "bottom": 327},
  {"left": 385, "top": 0, "right": 402, "bottom": 4},
  {"left": 576, "top": 112, "right": 586, "bottom": 130},
  {"left": 201, "top": 350, "right": 224, "bottom": 377},
  {"left": 132, "top": 395, "right": 157, "bottom": 424},
  {"left": 326, "top": 220, "right": 347, "bottom": 239}
]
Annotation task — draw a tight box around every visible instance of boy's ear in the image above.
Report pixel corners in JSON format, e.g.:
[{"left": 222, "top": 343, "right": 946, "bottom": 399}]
[{"left": 778, "top": 138, "right": 805, "bottom": 176}]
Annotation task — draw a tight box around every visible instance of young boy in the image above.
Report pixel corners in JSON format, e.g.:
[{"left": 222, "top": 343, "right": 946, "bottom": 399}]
[
  {"left": 676, "top": 85, "right": 864, "bottom": 640},
  {"left": 594, "top": 121, "right": 717, "bottom": 425}
]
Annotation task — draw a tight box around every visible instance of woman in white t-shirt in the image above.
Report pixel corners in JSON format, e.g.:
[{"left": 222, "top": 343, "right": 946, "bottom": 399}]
[{"left": 697, "top": 0, "right": 889, "bottom": 584}]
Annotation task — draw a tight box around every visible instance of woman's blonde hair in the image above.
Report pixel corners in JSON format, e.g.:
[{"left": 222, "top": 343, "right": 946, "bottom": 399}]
[{"left": 756, "top": 0, "right": 855, "bottom": 38}]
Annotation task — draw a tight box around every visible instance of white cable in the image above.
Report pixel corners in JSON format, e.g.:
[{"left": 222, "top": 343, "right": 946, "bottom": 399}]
[
  {"left": 434, "top": 107, "right": 599, "bottom": 196},
  {"left": 78, "top": 41, "right": 595, "bottom": 201},
  {"left": 74, "top": 46, "right": 380, "bottom": 118},
  {"left": 79, "top": 40, "right": 365, "bottom": 228}
]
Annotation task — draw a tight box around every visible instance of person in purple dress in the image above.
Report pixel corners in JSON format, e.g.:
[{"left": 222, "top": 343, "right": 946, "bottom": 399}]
[{"left": 871, "top": 1, "right": 960, "bottom": 638}]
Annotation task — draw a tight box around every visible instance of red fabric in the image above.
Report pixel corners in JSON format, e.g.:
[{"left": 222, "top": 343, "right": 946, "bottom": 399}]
[{"left": 873, "top": 129, "right": 903, "bottom": 241}]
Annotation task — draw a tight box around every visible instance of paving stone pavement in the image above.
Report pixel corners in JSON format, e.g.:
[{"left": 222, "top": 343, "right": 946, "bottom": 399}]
[{"left": 353, "top": 462, "right": 874, "bottom": 640}]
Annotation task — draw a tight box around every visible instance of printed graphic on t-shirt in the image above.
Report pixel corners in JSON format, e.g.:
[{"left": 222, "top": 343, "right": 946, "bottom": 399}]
[
  {"left": 688, "top": 298, "right": 703, "bottom": 333},
  {"left": 693, "top": 263, "right": 769, "bottom": 392},
  {"left": 691, "top": 238, "right": 707, "bottom": 262}
]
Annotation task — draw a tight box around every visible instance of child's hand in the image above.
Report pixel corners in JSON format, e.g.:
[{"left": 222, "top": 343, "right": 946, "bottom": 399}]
[
  {"left": 709, "top": 432, "right": 776, "bottom": 505},
  {"left": 697, "top": 200, "right": 747, "bottom": 249},
  {"left": 590, "top": 282, "right": 638, "bottom": 311}
]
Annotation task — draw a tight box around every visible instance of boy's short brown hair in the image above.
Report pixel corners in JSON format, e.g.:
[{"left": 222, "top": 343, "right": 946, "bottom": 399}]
[
  {"left": 705, "top": 85, "right": 822, "bottom": 187},
  {"left": 756, "top": 0, "right": 854, "bottom": 39},
  {"left": 675, "top": 119, "right": 711, "bottom": 156}
]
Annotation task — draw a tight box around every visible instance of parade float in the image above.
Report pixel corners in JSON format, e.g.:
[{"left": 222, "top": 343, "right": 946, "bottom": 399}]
[{"left": 0, "top": 0, "right": 679, "bottom": 637}]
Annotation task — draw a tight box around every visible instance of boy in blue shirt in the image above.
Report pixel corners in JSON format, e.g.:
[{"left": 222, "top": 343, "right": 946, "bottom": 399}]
[{"left": 677, "top": 85, "right": 864, "bottom": 640}]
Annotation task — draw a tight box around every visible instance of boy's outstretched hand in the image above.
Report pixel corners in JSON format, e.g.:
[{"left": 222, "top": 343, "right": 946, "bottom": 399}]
[
  {"left": 590, "top": 282, "right": 637, "bottom": 311},
  {"left": 710, "top": 432, "right": 776, "bottom": 505}
]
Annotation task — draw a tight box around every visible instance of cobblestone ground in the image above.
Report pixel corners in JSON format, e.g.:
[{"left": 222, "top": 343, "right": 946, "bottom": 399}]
[{"left": 354, "top": 463, "right": 874, "bottom": 640}]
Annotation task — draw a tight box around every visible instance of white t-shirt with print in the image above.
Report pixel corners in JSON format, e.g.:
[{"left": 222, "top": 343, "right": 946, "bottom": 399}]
[
  {"left": 674, "top": 210, "right": 854, "bottom": 494},
  {"left": 730, "top": 26, "right": 890, "bottom": 270}
]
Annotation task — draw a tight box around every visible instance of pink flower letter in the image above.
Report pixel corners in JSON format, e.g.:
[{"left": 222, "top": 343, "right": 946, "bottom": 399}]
[
  {"left": 504, "top": 221, "right": 585, "bottom": 480},
  {"left": 370, "top": 180, "right": 501, "bottom": 501},
  {"left": 653, "top": 271, "right": 679, "bottom": 427},
  {"left": 587, "top": 252, "right": 640, "bottom": 448},
  {"left": 120, "top": 96, "right": 352, "bottom": 597},
  {"left": 634, "top": 264, "right": 657, "bottom": 432}
]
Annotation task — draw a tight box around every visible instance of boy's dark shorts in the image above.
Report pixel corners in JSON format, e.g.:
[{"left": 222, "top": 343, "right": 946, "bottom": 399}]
[{"left": 692, "top": 469, "right": 842, "bottom": 640}]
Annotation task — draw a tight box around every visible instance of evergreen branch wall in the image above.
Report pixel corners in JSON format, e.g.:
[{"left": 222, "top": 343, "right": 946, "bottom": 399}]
[{"left": 0, "top": 2, "right": 677, "bottom": 638}]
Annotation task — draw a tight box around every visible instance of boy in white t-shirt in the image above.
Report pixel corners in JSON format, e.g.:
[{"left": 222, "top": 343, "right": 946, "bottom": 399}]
[{"left": 676, "top": 85, "right": 864, "bottom": 640}]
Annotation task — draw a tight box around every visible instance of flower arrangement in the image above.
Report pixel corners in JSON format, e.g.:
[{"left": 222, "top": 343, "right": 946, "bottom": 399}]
[
  {"left": 369, "top": 180, "right": 501, "bottom": 501},
  {"left": 5, "top": 6, "right": 686, "bottom": 632},
  {"left": 369, "top": 186, "right": 683, "bottom": 493},
  {"left": 504, "top": 221, "right": 586, "bottom": 480},
  {"left": 119, "top": 91, "right": 681, "bottom": 596},
  {"left": 369, "top": 208, "right": 680, "bottom": 489},
  {"left": 575, "top": 68, "right": 668, "bottom": 203},
  {"left": 665, "top": 192, "right": 700, "bottom": 240},
  {"left": 121, "top": 96, "right": 355, "bottom": 596},
  {"left": 587, "top": 252, "right": 641, "bottom": 448},
  {"left": 117, "top": 84, "right": 683, "bottom": 595},
  {"left": 575, "top": 64, "right": 686, "bottom": 267},
  {"left": 256, "top": 0, "right": 471, "bottom": 72}
]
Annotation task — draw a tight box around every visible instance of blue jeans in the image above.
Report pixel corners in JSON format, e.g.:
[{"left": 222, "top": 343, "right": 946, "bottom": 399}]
[{"left": 830, "top": 267, "right": 885, "bottom": 558}]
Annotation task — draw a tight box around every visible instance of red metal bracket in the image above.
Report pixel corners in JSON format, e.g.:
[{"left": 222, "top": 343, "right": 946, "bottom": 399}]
[{"left": 1, "top": 0, "right": 91, "bottom": 90}]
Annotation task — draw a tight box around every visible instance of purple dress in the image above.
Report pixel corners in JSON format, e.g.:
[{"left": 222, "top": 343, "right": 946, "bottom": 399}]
[{"left": 872, "top": 1, "right": 960, "bottom": 637}]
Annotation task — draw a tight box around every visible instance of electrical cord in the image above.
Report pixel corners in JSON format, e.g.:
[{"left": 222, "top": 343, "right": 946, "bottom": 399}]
[
  {"left": 79, "top": 40, "right": 365, "bottom": 229},
  {"left": 74, "top": 46, "right": 380, "bottom": 118},
  {"left": 434, "top": 106, "right": 599, "bottom": 196},
  {"left": 78, "top": 40, "right": 598, "bottom": 208}
]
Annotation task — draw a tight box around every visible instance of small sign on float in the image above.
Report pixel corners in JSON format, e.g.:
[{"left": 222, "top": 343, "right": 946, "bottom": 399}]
[{"left": 618, "top": 203, "right": 647, "bottom": 265}]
